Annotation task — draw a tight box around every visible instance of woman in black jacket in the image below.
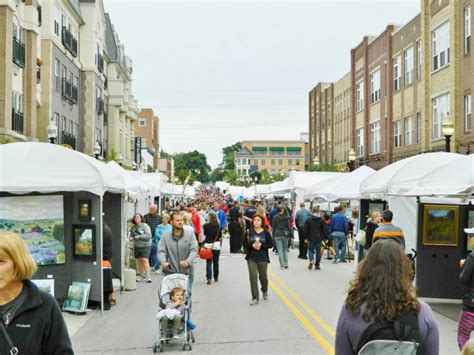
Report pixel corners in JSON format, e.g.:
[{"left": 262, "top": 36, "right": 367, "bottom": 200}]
[
  {"left": 458, "top": 228, "right": 474, "bottom": 350},
  {"left": 243, "top": 215, "right": 273, "bottom": 306},
  {"left": 364, "top": 211, "right": 382, "bottom": 251},
  {"left": 0, "top": 231, "right": 73, "bottom": 355},
  {"left": 203, "top": 212, "right": 222, "bottom": 285},
  {"left": 272, "top": 206, "right": 291, "bottom": 269}
]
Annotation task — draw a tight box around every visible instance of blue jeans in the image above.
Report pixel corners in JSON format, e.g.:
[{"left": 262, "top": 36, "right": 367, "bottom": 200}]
[
  {"left": 206, "top": 249, "right": 220, "bottom": 280},
  {"left": 274, "top": 238, "right": 288, "bottom": 267},
  {"left": 150, "top": 243, "right": 158, "bottom": 269},
  {"left": 307, "top": 241, "right": 322, "bottom": 266},
  {"left": 332, "top": 232, "right": 346, "bottom": 261}
]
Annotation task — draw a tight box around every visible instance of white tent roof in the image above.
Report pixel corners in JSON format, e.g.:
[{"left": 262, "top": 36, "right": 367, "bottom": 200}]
[
  {"left": 306, "top": 165, "right": 375, "bottom": 202},
  {"left": 269, "top": 179, "right": 289, "bottom": 194},
  {"left": 0, "top": 142, "right": 125, "bottom": 196},
  {"left": 215, "top": 181, "right": 230, "bottom": 191},
  {"left": 128, "top": 171, "right": 162, "bottom": 197},
  {"left": 107, "top": 162, "right": 155, "bottom": 198},
  {"left": 400, "top": 154, "right": 474, "bottom": 197},
  {"left": 286, "top": 171, "right": 340, "bottom": 192},
  {"left": 360, "top": 152, "right": 465, "bottom": 200}
]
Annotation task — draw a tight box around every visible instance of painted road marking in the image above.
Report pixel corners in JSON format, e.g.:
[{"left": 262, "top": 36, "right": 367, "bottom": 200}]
[
  {"left": 268, "top": 269, "right": 336, "bottom": 338},
  {"left": 268, "top": 279, "right": 335, "bottom": 355}
]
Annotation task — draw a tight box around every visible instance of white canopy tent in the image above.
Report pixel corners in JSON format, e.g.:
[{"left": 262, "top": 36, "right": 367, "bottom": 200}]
[
  {"left": 106, "top": 161, "right": 155, "bottom": 199},
  {"left": 305, "top": 166, "right": 375, "bottom": 202},
  {"left": 0, "top": 142, "right": 125, "bottom": 196},
  {"left": 215, "top": 181, "right": 230, "bottom": 192},
  {"left": 128, "top": 171, "right": 162, "bottom": 197}
]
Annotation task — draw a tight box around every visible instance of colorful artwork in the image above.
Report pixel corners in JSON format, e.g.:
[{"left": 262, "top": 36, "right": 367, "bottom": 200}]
[
  {"left": 73, "top": 225, "right": 95, "bottom": 258},
  {"left": 63, "top": 282, "right": 91, "bottom": 313},
  {"left": 31, "top": 279, "right": 55, "bottom": 297},
  {"left": 0, "top": 195, "right": 65, "bottom": 265},
  {"left": 423, "top": 205, "right": 459, "bottom": 246}
]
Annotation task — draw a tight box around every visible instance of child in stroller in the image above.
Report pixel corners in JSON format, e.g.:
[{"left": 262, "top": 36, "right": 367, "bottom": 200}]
[{"left": 154, "top": 274, "right": 194, "bottom": 352}]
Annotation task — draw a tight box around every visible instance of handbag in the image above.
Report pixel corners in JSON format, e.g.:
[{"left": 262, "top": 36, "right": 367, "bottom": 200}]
[
  {"left": 0, "top": 320, "right": 18, "bottom": 355},
  {"left": 199, "top": 228, "right": 220, "bottom": 260},
  {"left": 355, "top": 229, "right": 367, "bottom": 247}
]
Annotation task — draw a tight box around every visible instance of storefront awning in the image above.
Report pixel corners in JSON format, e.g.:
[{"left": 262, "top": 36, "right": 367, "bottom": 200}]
[
  {"left": 286, "top": 147, "right": 302, "bottom": 152},
  {"left": 252, "top": 147, "right": 267, "bottom": 151},
  {"left": 269, "top": 146, "right": 284, "bottom": 151}
]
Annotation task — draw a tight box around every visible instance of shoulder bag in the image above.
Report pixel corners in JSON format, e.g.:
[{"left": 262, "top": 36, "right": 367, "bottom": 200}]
[
  {"left": 199, "top": 228, "right": 219, "bottom": 260},
  {"left": 0, "top": 320, "right": 18, "bottom": 355},
  {"left": 355, "top": 228, "right": 367, "bottom": 247}
]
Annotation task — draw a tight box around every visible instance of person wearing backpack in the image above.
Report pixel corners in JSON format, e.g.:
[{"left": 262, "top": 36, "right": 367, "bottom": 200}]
[{"left": 335, "top": 239, "right": 439, "bottom": 355}]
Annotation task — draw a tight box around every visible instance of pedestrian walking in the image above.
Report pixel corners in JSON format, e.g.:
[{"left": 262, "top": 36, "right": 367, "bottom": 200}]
[
  {"left": 373, "top": 209, "right": 405, "bottom": 248},
  {"left": 203, "top": 212, "right": 222, "bottom": 284},
  {"left": 228, "top": 200, "right": 243, "bottom": 253},
  {"left": 190, "top": 206, "right": 202, "bottom": 246},
  {"left": 243, "top": 215, "right": 273, "bottom": 306},
  {"left": 212, "top": 201, "right": 227, "bottom": 231},
  {"left": 458, "top": 228, "right": 474, "bottom": 350},
  {"left": 243, "top": 199, "right": 257, "bottom": 232},
  {"left": 295, "top": 202, "right": 311, "bottom": 259},
  {"left": 303, "top": 206, "right": 327, "bottom": 270},
  {"left": 102, "top": 220, "right": 114, "bottom": 310},
  {"left": 272, "top": 206, "right": 291, "bottom": 269},
  {"left": 144, "top": 204, "right": 162, "bottom": 271},
  {"left": 0, "top": 231, "right": 74, "bottom": 355},
  {"left": 330, "top": 206, "right": 349, "bottom": 263},
  {"left": 130, "top": 213, "right": 153, "bottom": 283},
  {"left": 154, "top": 213, "right": 172, "bottom": 274},
  {"left": 363, "top": 211, "right": 382, "bottom": 252},
  {"left": 335, "top": 239, "right": 439, "bottom": 354},
  {"left": 256, "top": 206, "right": 271, "bottom": 230}
]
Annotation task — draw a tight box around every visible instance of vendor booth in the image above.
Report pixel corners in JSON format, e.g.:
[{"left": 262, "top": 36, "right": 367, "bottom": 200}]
[{"left": 0, "top": 142, "right": 135, "bottom": 313}]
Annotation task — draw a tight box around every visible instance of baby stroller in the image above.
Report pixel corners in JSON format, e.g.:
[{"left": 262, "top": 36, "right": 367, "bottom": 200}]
[{"left": 153, "top": 274, "right": 195, "bottom": 352}]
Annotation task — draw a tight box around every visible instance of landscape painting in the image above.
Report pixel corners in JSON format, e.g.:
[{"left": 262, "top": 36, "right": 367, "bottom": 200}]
[
  {"left": 73, "top": 225, "right": 95, "bottom": 258},
  {"left": 423, "top": 205, "right": 459, "bottom": 246},
  {"left": 0, "top": 195, "right": 65, "bottom": 265}
]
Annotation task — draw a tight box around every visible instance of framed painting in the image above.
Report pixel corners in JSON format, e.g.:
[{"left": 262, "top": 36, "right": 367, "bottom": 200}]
[
  {"left": 78, "top": 199, "right": 91, "bottom": 222},
  {"left": 466, "top": 210, "right": 474, "bottom": 251},
  {"left": 422, "top": 205, "right": 459, "bottom": 247},
  {"left": 63, "top": 282, "right": 91, "bottom": 313},
  {"left": 73, "top": 224, "right": 96, "bottom": 259},
  {"left": 31, "top": 279, "right": 55, "bottom": 297}
]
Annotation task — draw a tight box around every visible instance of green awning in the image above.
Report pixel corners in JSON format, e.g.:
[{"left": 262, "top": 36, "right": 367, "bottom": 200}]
[
  {"left": 269, "top": 146, "right": 284, "bottom": 151},
  {"left": 286, "top": 147, "right": 302, "bottom": 152},
  {"left": 252, "top": 146, "right": 267, "bottom": 151}
]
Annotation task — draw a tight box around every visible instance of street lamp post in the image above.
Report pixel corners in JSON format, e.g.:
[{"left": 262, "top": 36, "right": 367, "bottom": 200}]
[
  {"left": 348, "top": 148, "right": 356, "bottom": 172},
  {"left": 94, "top": 141, "right": 101, "bottom": 160},
  {"left": 441, "top": 113, "right": 454, "bottom": 153},
  {"left": 47, "top": 119, "right": 58, "bottom": 144}
]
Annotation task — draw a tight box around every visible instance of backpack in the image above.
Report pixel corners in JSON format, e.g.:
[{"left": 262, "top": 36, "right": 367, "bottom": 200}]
[{"left": 356, "top": 310, "right": 422, "bottom": 355}]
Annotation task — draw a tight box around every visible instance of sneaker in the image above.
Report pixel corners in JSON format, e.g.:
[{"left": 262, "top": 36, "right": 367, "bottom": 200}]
[
  {"left": 315, "top": 265, "right": 321, "bottom": 270},
  {"left": 136, "top": 277, "right": 143, "bottom": 282},
  {"left": 326, "top": 256, "right": 333, "bottom": 260},
  {"left": 308, "top": 262, "right": 314, "bottom": 270},
  {"left": 214, "top": 277, "right": 218, "bottom": 282},
  {"left": 146, "top": 278, "right": 152, "bottom": 283},
  {"left": 334, "top": 259, "right": 340, "bottom": 264},
  {"left": 249, "top": 299, "right": 259, "bottom": 306},
  {"left": 284, "top": 265, "right": 288, "bottom": 269},
  {"left": 340, "top": 259, "right": 347, "bottom": 263},
  {"left": 155, "top": 269, "right": 161, "bottom": 274},
  {"left": 263, "top": 292, "right": 268, "bottom": 300},
  {"left": 280, "top": 265, "right": 285, "bottom": 269},
  {"left": 186, "top": 320, "right": 197, "bottom": 330},
  {"left": 206, "top": 279, "right": 211, "bottom": 285}
]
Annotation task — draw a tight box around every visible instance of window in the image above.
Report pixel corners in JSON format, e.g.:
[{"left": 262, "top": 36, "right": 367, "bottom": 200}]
[
  {"left": 370, "top": 121, "right": 381, "bottom": 154},
  {"left": 432, "top": 21, "right": 450, "bottom": 71},
  {"left": 356, "top": 80, "right": 364, "bottom": 111},
  {"left": 404, "top": 46, "right": 414, "bottom": 85},
  {"left": 417, "top": 41, "right": 422, "bottom": 79},
  {"left": 139, "top": 119, "right": 146, "bottom": 127},
  {"left": 95, "top": 128, "right": 102, "bottom": 144},
  {"left": 370, "top": 70, "right": 380, "bottom": 103},
  {"left": 271, "top": 159, "right": 275, "bottom": 166},
  {"left": 356, "top": 128, "right": 364, "bottom": 157},
  {"left": 432, "top": 93, "right": 450, "bottom": 139},
  {"left": 465, "top": 5, "right": 471, "bottom": 54},
  {"left": 278, "top": 159, "right": 283, "bottom": 166},
  {"left": 465, "top": 94, "right": 472, "bottom": 131},
  {"left": 54, "top": 113, "right": 60, "bottom": 130},
  {"left": 288, "top": 159, "right": 292, "bottom": 165},
  {"left": 394, "top": 121, "right": 402, "bottom": 148},
  {"left": 12, "top": 91, "right": 23, "bottom": 113},
  {"left": 295, "top": 159, "right": 300, "bottom": 166},
  {"left": 54, "top": 59, "right": 60, "bottom": 92},
  {"left": 61, "top": 65, "right": 67, "bottom": 80},
  {"left": 73, "top": 123, "right": 78, "bottom": 137},
  {"left": 417, "top": 112, "right": 422, "bottom": 143},
  {"left": 61, "top": 116, "right": 66, "bottom": 133},
  {"left": 54, "top": 6, "right": 60, "bottom": 36},
  {"left": 394, "top": 55, "right": 401, "bottom": 91},
  {"left": 261, "top": 159, "right": 266, "bottom": 165},
  {"left": 405, "top": 116, "right": 414, "bottom": 145}
]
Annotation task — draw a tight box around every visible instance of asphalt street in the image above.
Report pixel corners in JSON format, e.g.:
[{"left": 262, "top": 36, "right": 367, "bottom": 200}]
[{"left": 70, "top": 239, "right": 461, "bottom": 354}]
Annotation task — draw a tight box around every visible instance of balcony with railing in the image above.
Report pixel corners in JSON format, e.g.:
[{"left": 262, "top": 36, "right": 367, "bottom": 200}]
[
  {"left": 13, "top": 37, "right": 25, "bottom": 68},
  {"left": 11, "top": 109, "right": 24, "bottom": 134},
  {"left": 96, "top": 97, "right": 105, "bottom": 115},
  {"left": 61, "top": 27, "right": 78, "bottom": 57},
  {"left": 61, "top": 132, "right": 76, "bottom": 149},
  {"left": 71, "top": 84, "right": 78, "bottom": 103},
  {"left": 61, "top": 78, "right": 78, "bottom": 104}
]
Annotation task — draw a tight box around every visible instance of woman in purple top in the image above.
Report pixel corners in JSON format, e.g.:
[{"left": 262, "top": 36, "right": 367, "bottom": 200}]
[{"left": 335, "top": 239, "right": 439, "bottom": 354}]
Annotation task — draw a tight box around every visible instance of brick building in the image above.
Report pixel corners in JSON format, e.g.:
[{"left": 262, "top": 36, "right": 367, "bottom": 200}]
[{"left": 134, "top": 108, "right": 159, "bottom": 170}]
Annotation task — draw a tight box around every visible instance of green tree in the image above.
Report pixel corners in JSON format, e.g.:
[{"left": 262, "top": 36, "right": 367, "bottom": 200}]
[
  {"left": 222, "top": 142, "right": 242, "bottom": 170},
  {"left": 106, "top": 148, "right": 118, "bottom": 162},
  {"left": 223, "top": 169, "right": 238, "bottom": 185},
  {"left": 173, "top": 150, "right": 211, "bottom": 183},
  {"left": 309, "top": 163, "right": 338, "bottom": 172},
  {"left": 210, "top": 168, "right": 225, "bottom": 183}
]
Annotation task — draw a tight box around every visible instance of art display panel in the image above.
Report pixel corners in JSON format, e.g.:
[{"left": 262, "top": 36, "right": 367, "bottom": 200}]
[
  {"left": 0, "top": 195, "right": 66, "bottom": 265},
  {"left": 422, "top": 205, "right": 459, "bottom": 247}
]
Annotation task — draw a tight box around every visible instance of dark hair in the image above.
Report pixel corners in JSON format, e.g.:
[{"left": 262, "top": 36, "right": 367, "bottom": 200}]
[
  {"left": 337, "top": 206, "right": 344, "bottom": 212},
  {"left": 207, "top": 212, "right": 219, "bottom": 226},
  {"left": 132, "top": 213, "right": 144, "bottom": 225},
  {"left": 250, "top": 199, "right": 257, "bottom": 206},
  {"left": 170, "top": 211, "right": 182, "bottom": 221},
  {"left": 382, "top": 209, "right": 394, "bottom": 222},
  {"left": 345, "top": 239, "right": 419, "bottom": 321},
  {"left": 278, "top": 205, "right": 286, "bottom": 214},
  {"left": 252, "top": 214, "right": 264, "bottom": 227}
]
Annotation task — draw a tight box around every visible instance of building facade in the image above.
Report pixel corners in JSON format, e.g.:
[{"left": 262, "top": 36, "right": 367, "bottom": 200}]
[
  {"left": 309, "top": 83, "right": 333, "bottom": 165},
  {"left": 0, "top": 0, "right": 41, "bottom": 142},
  {"left": 333, "top": 72, "right": 352, "bottom": 164},
  {"left": 37, "top": 0, "right": 83, "bottom": 150},
  {"left": 135, "top": 108, "right": 159, "bottom": 169}
]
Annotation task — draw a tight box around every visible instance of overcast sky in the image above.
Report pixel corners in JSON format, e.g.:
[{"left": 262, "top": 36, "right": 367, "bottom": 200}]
[{"left": 103, "top": 0, "right": 420, "bottom": 168}]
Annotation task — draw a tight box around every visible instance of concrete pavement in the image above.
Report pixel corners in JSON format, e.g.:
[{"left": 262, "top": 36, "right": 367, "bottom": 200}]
[{"left": 70, "top": 239, "right": 461, "bottom": 354}]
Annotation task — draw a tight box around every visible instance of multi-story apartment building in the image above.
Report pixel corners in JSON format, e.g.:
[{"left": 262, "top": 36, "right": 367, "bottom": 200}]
[
  {"left": 135, "top": 108, "right": 159, "bottom": 169},
  {"left": 78, "top": 0, "right": 107, "bottom": 157},
  {"left": 309, "top": 83, "right": 333, "bottom": 165},
  {"left": 235, "top": 140, "right": 307, "bottom": 179},
  {"left": 37, "top": 0, "right": 83, "bottom": 150},
  {"left": 333, "top": 72, "right": 352, "bottom": 164},
  {"left": 351, "top": 25, "right": 396, "bottom": 170},
  {"left": 0, "top": 0, "right": 41, "bottom": 142},
  {"left": 391, "top": 14, "right": 423, "bottom": 162},
  {"left": 105, "top": 12, "right": 137, "bottom": 166}
]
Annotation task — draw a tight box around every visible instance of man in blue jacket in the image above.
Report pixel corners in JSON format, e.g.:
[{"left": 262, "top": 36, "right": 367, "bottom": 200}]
[
  {"left": 213, "top": 201, "right": 227, "bottom": 231},
  {"left": 330, "top": 206, "right": 349, "bottom": 263}
]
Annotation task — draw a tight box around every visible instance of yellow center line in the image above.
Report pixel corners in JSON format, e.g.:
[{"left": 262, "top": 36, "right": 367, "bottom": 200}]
[
  {"left": 269, "top": 279, "right": 335, "bottom": 355},
  {"left": 268, "top": 268, "right": 336, "bottom": 338}
]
